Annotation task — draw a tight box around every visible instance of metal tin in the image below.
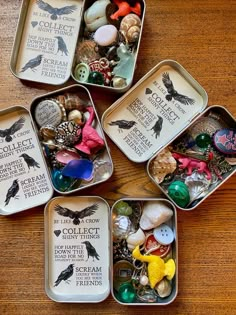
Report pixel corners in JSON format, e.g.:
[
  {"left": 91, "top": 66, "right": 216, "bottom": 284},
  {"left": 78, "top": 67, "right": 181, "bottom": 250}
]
[
  {"left": 30, "top": 84, "right": 114, "bottom": 194},
  {"left": 10, "top": 0, "right": 83, "bottom": 85},
  {"left": 147, "top": 105, "right": 236, "bottom": 210},
  {"left": 102, "top": 59, "right": 208, "bottom": 162},
  {"left": 10, "top": 0, "right": 146, "bottom": 93},
  {"left": 111, "top": 198, "right": 178, "bottom": 305},
  {"left": 0, "top": 106, "right": 53, "bottom": 215},
  {"left": 44, "top": 196, "right": 110, "bottom": 303},
  {"left": 71, "top": 0, "right": 146, "bottom": 93}
]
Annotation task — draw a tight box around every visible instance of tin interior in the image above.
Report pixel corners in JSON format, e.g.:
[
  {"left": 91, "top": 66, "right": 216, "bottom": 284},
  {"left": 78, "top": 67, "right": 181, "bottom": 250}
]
[
  {"left": 45, "top": 196, "right": 110, "bottom": 303},
  {"left": 111, "top": 198, "right": 178, "bottom": 305},
  {"left": 30, "top": 84, "right": 113, "bottom": 194},
  {"left": 71, "top": 0, "right": 146, "bottom": 93},
  {"left": 0, "top": 106, "right": 53, "bottom": 215},
  {"left": 10, "top": 0, "right": 83, "bottom": 85},
  {"left": 102, "top": 60, "right": 208, "bottom": 162},
  {"left": 147, "top": 106, "right": 236, "bottom": 210}
]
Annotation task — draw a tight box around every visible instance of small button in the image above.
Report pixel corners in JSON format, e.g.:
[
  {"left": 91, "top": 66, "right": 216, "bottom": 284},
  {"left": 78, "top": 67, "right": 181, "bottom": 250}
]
[
  {"left": 153, "top": 224, "right": 174, "bottom": 245},
  {"left": 74, "top": 63, "right": 90, "bottom": 82}
]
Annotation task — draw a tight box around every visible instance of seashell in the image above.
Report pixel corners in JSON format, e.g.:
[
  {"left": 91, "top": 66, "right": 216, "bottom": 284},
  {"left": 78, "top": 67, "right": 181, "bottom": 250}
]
[
  {"left": 75, "top": 40, "right": 101, "bottom": 64},
  {"left": 150, "top": 147, "right": 177, "bottom": 184},
  {"left": 155, "top": 278, "right": 172, "bottom": 298},
  {"left": 56, "top": 93, "right": 87, "bottom": 112},
  {"left": 140, "top": 201, "right": 173, "bottom": 230},
  {"left": 119, "top": 13, "right": 141, "bottom": 43},
  {"left": 126, "top": 228, "right": 146, "bottom": 251}
]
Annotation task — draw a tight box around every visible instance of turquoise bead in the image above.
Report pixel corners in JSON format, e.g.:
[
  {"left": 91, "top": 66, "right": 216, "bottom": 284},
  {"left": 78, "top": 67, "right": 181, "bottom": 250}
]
[
  {"left": 117, "top": 282, "right": 136, "bottom": 303},
  {"left": 87, "top": 71, "right": 104, "bottom": 85},
  {"left": 195, "top": 133, "right": 211, "bottom": 148}
]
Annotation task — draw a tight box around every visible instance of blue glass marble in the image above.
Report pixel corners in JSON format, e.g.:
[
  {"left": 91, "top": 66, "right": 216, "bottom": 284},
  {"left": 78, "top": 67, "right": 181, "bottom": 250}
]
[
  {"left": 52, "top": 169, "right": 75, "bottom": 192},
  {"left": 61, "top": 159, "right": 93, "bottom": 180}
]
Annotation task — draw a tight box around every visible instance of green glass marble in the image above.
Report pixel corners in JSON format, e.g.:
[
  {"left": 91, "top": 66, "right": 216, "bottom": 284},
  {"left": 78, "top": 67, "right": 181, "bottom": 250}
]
[
  {"left": 195, "top": 133, "right": 211, "bottom": 148},
  {"left": 168, "top": 180, "right": 190, "bottom": 208},
  {"left": 52, "top": 169, "right": 76, "bottom": 192},
  {"left": 117, "top": 282, "right": 136, "bottom": 303},
  {"left": 87, "top": 71, "right": 104, "bottom": 85},
  {"left": 114, "top": 201, "right": 133, "bottom": 216}
]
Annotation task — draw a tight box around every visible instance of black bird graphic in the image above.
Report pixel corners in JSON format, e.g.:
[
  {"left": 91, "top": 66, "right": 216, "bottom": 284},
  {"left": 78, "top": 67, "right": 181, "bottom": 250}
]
[
  {"left": 54, "top": 203, "right": 98, "bottom": 225},
  {"left": 149, "top": 115, "right": 163, "bottom": 138},
  {"left": 55, "top": 36, "right": 68, "bottom": 56},
  {"left": 0, "top": 116, "right": 25, "bottom": 142},
  {"left": 54, "top": 264, "right": 74, "bottom": 287},
  {"left": 108, "top": 120, "right": 136, "bottom": 132},
  {"left": 5, "top": 179, "right": 19, "bottom": 206},
  {"left": 36, "top": 0, "right": 77, "bottom": 20},
  {"left": 20, "top": 55, "right": 43, "bottom": 72},
  {"left": 19, "top": 153, "right": 40, "bottom": 171},
  {"left": 82, "top": 241, "right": 100, "bottom": 262},
  {"left": 162, "top": 72, "right": 195, "bottom": 105}
]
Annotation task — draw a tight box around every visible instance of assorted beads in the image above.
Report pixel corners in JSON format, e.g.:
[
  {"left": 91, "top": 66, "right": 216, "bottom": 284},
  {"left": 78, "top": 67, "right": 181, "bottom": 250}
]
[
  {"left": 74, "top": 0, "right": 143, "bottom": 89},
  {"left": 112, "top": 200, "right": 176, "bottom": 303}
]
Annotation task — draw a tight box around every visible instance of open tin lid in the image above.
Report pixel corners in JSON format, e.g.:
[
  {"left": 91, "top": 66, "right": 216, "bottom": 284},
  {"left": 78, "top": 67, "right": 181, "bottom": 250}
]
[
  {"left": 0, "top": 106, "right": 53, "bottom": 215},
  {"left": 10, "top": 0, "right": 83, "bottom": 85},
  {"left": 44, "top": 196, "right": 110, "bottom": 303},
  {"left": 102, "top": 60, "right": 208, "bottom": 163}
]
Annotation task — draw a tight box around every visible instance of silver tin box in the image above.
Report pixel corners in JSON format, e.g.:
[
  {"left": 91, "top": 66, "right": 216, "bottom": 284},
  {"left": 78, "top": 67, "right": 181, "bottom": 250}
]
[
  {"left": 0, "top": 106, "right": 53, "bottom": 215},
  {"left": 102, "top": 60, "right": 236, "bottom": 209},
  {"left": 30, "top": 84, "right": 114, "bottom": 194},
  {"left": 10, "top": 0, "right": 146, "bottom": 93}
]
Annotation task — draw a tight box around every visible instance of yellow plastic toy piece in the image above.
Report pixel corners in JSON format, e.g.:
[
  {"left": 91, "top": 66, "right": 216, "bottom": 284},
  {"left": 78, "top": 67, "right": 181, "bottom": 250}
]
[{"left": 132, "top": 245, "right": 176, "bottom": 288}]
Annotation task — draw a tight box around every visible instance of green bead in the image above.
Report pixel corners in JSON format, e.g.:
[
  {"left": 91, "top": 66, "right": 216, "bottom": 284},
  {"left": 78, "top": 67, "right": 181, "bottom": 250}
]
[
  {"left": 195, "top": 133, "right": 211, "bottom": 148},
  {"left": 117, "top": 282, "right": 136, "bottom": 303},
  {"left": 114, "top": 201, "right": 133, "bottom": 216},
  {"left": 87, "top": 71, "right": 104, "bottom": 85},
  {"left": 168, "top": 180, "right": 190, "bottom": 208}
]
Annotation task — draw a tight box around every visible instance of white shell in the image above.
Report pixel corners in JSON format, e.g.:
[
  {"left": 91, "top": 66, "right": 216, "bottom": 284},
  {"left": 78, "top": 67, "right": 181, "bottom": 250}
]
[
  {"left": 127, "top": 228, "right": 145, "bottom": 250},
  {"left": 140, "top": 201, "right": 173, "bottom": 230}
]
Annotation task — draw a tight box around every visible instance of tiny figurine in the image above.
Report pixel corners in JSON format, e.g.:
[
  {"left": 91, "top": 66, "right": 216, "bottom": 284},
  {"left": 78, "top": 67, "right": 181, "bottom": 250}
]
[
  {"left": 110, "top": 0, "right": 141, "bottom": 20},
  {"left": 132, "top": 246, "right": 175, "bottom": 289}
]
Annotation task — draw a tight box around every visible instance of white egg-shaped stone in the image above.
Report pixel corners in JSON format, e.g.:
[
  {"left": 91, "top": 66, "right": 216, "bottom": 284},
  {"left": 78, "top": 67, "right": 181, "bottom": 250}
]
[
  {"left": 140, "top": 201, "right": 173, "bottom": 230},
  {"left": 127, "top": 228, "right": 145, "bottom": 251},
  {"left": 94, "top": 25, "right": 118, "bottom": 46}
]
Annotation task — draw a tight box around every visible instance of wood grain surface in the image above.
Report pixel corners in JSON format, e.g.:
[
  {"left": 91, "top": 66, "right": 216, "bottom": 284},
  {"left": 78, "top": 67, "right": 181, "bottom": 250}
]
[{"left": 0, "top": 0, "right": 236, "bottom": 314}]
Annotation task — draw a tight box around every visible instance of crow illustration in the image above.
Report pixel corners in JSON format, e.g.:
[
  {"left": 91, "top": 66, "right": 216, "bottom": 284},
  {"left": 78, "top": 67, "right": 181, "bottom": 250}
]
[
  {"left": 19, "top": 153, "right": 40, "bottom": 171},
  {"left": 82, "top": 241, "right": 100, "bottom": 262},
  {"left": 36, "top": 0, "right": 77, "bottom": 20},
  {"left": 55, "top": 36, "right": 68, "bottom": 56},
  {"left": 54, "top": 264, "right": 74, "bottom": 287},
  {"left": 108, "top": 120, "right": 136, "bottom": 132},
  {"left": 54, "top": 203, "right": 98, "bottom": 225},
  {"left": 162, "top": 72, "right": 195, "bottom": 105},
  {"left": 0, "top": 116, "right": 25, "bottom": 142},
  {"left": 149, "top": 115, "right": 163, "bottom": 138},
  {"left": 20, "top": 55, "right": 43, "bottom": 72},
  {"left": 5, "top": 179, "right": 19, "bottom": 206}
]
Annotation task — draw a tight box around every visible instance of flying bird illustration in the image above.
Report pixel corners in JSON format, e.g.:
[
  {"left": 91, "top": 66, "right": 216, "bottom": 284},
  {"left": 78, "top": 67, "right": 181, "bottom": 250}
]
[
  {"left": 82, "top": 241, "right": 100, "bottom": 262},
  {"left": 5, "top": 179, "right": 20, "bottom": 206},
  {"left": 0, "top": 116, "right": 25, "bottom": 142},
  {"left": 36, "top": 0, "right": 77, "bottom": 20},
  {"left": 55, "top": 36, "right": 68, "bottom": 56},
  {"left": 54, "top": 264, "right": 74, "bottom": 287},
  {"left": 54, "top": 203, "right": 98, "bottom": 225},
  {"left": 162, "top": 72, "right": 195, "bottom": 105},
  {"left": 149, "top": 115, "right": 163, "bottom": 138},
  {"left": 108, "top": 120, "right": 136, "bottom": 132},
  {"left": 19, "top": 153, "right": 40, "bottom": 171},
  {"left": 20, "top": 55, "right": 43, "bottom": 72}
]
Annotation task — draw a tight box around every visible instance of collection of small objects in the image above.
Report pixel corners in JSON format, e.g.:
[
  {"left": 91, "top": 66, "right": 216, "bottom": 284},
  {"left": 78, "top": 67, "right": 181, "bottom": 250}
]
[
  {"left": 33, "top": 92, "right": 111, "bottom": 192},
  {"left": 112, "top": 200, "right": 176, "bottom": 303},
  {"left": 74, "top": 0, "right": 143, "bottom": 88},
  {"left": 150, "top": 110, "right": 236, "bottom": 209}
]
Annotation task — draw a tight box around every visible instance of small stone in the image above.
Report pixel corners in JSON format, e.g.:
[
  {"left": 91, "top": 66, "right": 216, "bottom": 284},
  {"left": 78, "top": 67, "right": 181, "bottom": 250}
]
[{"left": 94, "top": 24, "right": 118, "bottom": 46}]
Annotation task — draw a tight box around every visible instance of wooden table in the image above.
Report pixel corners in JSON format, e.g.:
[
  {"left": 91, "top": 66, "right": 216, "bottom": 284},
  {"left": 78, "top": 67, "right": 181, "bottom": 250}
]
[{"left": 0, "top": 0, "right": 236, "bottom": 314}]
